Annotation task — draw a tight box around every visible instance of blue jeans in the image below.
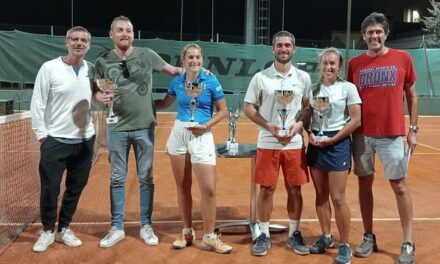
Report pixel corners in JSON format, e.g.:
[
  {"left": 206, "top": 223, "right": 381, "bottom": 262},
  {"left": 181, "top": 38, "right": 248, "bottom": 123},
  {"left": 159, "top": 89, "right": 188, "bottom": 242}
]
[{"left": 107, "top": 128, "right": 155, "bottom": 229}]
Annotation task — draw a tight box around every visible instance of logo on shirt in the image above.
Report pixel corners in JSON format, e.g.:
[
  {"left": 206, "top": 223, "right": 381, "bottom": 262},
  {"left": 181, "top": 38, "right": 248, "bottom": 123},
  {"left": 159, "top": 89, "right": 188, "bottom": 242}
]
[{"left": 358, "top": 65, "right": 397, "bottom": 90}]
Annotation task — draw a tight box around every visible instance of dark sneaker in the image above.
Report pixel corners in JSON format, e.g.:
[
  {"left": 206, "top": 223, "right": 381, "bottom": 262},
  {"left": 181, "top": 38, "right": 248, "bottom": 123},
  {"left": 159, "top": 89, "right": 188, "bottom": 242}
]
[
  {"left": 310, "top": 234, "right": 334, "bottom": 254},
  {"left": 398, "top": 241, "right": 415, "bottom": 264},
  {"left": 336, "top": 243, "right": 352, "bottom": 264},
  {"left": 287, "top": 231, "right": 310, "bottom": 255},
  {"left": 354, "top": 233, "right": 378, "bottom": 258},
  {"left": 252, "top": 233, "right": 272, "bottom": 256}
]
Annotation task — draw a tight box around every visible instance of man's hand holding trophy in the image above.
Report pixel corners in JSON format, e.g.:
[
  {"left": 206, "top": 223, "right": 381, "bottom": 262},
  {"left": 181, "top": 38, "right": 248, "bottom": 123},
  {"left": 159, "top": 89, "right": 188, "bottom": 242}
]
[
  {"left": 275, "top": 90, "right": 295, "bottom": 137},
  {"left": 95, "top": 78, "right": 118, "bottom": 124}
]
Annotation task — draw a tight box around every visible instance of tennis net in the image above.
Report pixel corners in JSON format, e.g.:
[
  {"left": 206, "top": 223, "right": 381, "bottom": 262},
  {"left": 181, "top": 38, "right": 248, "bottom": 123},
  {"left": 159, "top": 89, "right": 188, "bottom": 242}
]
[{"left": 0, "top": 109, "right": 107, "bottom": 248}]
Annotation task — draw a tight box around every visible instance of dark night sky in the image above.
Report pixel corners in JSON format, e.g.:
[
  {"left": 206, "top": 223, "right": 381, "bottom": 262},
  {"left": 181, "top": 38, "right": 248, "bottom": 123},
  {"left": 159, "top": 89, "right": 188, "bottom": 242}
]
[{"left": 0, "top": 0, "right": 381, "bottom": 41}]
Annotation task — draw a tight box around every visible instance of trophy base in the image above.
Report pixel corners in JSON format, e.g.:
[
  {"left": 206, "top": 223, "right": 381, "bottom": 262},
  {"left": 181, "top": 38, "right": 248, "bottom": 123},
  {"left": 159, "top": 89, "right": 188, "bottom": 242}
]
[
  {"left": 183, "top": 121, "right": 199, "bottom": 128},
  {"left": 315, "top": 135, "right": 329, "bottom": 142},
  {"left": 278, "top": 129, "right": 289, "bottom": 137},
  {"left": 106, "top": 116, "right": 119, "bottom": 124},
  {"left": 226, "top": 141, "right": 239, "bottom": 154},
  {"left": 227, "top": 141, "right": 239, "bottom": 150}
]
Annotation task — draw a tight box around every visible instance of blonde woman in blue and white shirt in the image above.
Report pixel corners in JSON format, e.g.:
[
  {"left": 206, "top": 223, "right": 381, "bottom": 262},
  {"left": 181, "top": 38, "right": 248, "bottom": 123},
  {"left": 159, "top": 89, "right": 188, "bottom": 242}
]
[
  {"left": 306, "top": 47, "right": 361, "bottom": 264},
  {"left": 155, "top": 43, "right": 231, "bottom": 254}
]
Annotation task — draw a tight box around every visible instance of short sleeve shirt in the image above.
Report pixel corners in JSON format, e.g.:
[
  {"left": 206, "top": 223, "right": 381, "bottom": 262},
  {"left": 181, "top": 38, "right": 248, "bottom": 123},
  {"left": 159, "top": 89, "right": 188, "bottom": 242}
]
[
  {"left": 168, "top": 71, "right": 224, "bottom": 125},
  {"left": 310, "top": 80, "right": 362, "bottom": 132},
  {"left": 94, "top": 47, "right": 166, "bottom": 131},
  {"left": 244, "top": 63, "right": 312, "bottom": 150}
]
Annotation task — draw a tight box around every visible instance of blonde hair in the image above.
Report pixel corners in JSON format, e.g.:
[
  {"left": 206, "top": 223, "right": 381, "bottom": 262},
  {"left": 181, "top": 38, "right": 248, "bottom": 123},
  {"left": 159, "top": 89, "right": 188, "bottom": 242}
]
[
  {"left": 110, "top": 15, "right": 133, "bottom": 30},
  {"left": 180, "top": 43, "right": 203, "bottom": 60},
  {"left": 180, "top": 43, "right": 203, "bottom": 63}
]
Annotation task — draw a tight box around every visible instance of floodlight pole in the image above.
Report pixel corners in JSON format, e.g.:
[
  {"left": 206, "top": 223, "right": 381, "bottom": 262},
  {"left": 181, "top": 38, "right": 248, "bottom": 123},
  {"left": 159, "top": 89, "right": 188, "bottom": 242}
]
[
  {"left": 211, "top": 0, "right": 214, "bottom": 42},
  {"left": 71, "top": 0, "right": 74, "bottom": 28},
  {"left": 282, "top": 0, "right": 285, "bottom": 30},
  {"left": 345, "top": 0, "right": 352, "bottom": 76},
  {"left": 180, "top": 0, "right": 184, "bottom": 41}
]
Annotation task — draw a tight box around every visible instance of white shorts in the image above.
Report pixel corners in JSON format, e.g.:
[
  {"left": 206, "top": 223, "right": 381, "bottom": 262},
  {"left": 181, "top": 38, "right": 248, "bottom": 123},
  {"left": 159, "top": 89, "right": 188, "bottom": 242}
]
[
  {"left": 352, "top": 133, "right": 406, "bottom": 180},
  {"left": 166, "top": 120, "right": 216, "bottom": 165}
]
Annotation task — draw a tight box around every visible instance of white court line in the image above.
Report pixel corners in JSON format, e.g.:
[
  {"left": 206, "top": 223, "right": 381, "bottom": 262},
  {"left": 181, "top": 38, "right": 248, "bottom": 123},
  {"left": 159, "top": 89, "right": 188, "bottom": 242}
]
[
  {"left": 100, "top": 149, "right": 440, "bottom": 155},
  {"left": 6, "top": 217, "right": 439, "bottom": 227},
  {"left": 99, "top": 150, "right": 440, "bottom": 155},
  {"left": 418, "top": 143, "right": 440, "bottom": 152}
]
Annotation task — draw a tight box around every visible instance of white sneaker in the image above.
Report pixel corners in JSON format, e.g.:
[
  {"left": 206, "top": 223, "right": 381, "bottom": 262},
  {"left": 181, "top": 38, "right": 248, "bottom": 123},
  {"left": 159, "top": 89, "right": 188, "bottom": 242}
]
[
  {"left": 140, "top": 224, "right": 159, "bottom": 246},
  {"left": 33, "top": 230, "right": 55, "bottom": 252},
  {"left": 55, "top": 227, "right": 82, "bottom": 247},
  {"left": 99, "top": 226, "right": 125, "bottom": 248}
]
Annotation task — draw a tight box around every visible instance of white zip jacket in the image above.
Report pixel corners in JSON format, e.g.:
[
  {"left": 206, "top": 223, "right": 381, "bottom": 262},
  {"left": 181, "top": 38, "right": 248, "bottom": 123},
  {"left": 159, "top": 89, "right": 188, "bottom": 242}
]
[{"left": 31, "top": 57, "right": 95, "bottom": 140}]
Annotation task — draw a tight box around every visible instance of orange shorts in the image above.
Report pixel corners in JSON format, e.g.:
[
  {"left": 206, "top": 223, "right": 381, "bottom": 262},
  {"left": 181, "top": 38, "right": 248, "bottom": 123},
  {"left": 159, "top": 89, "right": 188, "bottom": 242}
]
[{"left": 254, "top": 148, "right": 309, "bottom": 187}]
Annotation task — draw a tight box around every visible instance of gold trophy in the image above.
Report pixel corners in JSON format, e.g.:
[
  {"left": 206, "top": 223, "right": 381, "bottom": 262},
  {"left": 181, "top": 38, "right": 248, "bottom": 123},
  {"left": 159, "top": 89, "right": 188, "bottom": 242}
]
[
  {"left": 312, "top": 96, "right": 330, "bottom": 141},
  {"left": 275, "top": 90, "right": 295, "bottom": 136},
  {"left": 226, "top": 108, "right": 240, "bottom": 152},
  {"left": 184, "top": 81, "right": 204, "bottom": 127},
  {"left": 95, "top": 78, "right": 118, "bottom": 124}
]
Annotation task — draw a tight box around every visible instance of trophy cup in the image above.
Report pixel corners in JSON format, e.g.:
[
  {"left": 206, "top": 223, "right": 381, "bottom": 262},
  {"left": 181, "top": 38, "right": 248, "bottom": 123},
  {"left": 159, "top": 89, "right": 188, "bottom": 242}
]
[
  {"left": 96, "top": 78, "right": 119, "bottom": 124},
  {"left": 275, "top": 90, "right": 295, "bottom": 136},
  {"left": 312, "top": 96, "right": 330, "bottom": 142},
  {"left": 184, "top": 81, "right": 204, "bottom": 127},
  {"left": 226, "top": 108, "right": 240, "bottom": 152}
]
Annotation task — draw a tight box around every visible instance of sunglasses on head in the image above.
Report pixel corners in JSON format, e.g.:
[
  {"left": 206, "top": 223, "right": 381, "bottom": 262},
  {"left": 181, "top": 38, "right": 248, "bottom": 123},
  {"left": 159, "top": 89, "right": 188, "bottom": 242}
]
[{"left": 120, "top": 60, "right": 130, "bottom": 78}]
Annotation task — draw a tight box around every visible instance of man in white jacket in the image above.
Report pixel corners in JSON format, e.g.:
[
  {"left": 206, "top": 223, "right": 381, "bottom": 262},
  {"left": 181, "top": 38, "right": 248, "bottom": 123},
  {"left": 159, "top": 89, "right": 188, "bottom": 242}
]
[{"left": 30, "top": 26, "right": 95, "bottom": 252}]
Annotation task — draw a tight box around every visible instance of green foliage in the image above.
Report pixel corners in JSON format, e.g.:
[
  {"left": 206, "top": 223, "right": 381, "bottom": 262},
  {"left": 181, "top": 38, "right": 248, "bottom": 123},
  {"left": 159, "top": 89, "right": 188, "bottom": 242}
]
[{"left": 421, "top": 0, "right": 440, "bottom": 47}]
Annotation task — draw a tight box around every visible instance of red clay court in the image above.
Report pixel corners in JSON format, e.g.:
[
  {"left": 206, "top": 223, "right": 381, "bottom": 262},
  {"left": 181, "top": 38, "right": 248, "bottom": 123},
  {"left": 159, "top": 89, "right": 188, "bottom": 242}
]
[{"left": 0, "top": 113, "right": 439, "bottom": 264}]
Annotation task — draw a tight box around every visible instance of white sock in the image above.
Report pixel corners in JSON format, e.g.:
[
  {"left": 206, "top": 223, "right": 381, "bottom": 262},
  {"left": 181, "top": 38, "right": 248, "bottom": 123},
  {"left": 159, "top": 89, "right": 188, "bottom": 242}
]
[
  {"left": 182, "top": 227, "right": 193, "bottom": 235},
  {"left": 259, "top": 222, "right": 270, "bottom": 238},
  {"left": 203, "top": 233, "right": 216, "bottom": 240},
  {"left": 288, "top": 219, "right": 299, "bottom": 237},
  {"left": 324, "top": 233, "right": 332, "bottom": 239}
]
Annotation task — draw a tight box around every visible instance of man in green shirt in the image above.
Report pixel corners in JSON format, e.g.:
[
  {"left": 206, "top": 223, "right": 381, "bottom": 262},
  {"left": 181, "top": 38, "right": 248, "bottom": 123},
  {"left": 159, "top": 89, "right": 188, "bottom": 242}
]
[{"left": 94, "top": 15, "right": 182, "bottom": 248}]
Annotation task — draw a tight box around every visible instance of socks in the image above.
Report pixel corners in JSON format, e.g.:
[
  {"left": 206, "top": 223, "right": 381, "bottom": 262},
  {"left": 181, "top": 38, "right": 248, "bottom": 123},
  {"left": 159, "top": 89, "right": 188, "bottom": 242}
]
[
  {"left": 259, "top": 222, "right": 270, "bottom": 238},
  {"left": 182, "top": 227, "right": 193, "bottom": 235},
  {"left": 288, "top": 219, "right": 299, "bottom": 237},
  {"left": 203, "top": 232, "right": 216, "bottom": 241}
]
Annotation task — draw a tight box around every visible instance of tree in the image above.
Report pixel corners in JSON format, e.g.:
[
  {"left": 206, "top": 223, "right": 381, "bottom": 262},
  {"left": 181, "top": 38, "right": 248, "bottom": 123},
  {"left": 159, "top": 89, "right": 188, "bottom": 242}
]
[{"left": 421, "top": 0, "right": 440, "bottom": 47}]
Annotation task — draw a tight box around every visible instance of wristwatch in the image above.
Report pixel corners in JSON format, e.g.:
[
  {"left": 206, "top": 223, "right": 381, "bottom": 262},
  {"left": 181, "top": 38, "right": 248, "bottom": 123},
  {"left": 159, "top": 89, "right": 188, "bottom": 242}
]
[{"left": 409, "top": 124, "right": 419, "bottom": 133}]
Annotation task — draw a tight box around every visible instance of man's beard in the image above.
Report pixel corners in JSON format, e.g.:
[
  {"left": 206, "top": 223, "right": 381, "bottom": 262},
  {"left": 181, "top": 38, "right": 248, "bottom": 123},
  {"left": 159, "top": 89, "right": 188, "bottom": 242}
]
[
  {"left": 275, "top": 54, "right": 292, "bottom": 64},
  {"left": 117, "top": 40, "right": 132, "bottom": 51}
]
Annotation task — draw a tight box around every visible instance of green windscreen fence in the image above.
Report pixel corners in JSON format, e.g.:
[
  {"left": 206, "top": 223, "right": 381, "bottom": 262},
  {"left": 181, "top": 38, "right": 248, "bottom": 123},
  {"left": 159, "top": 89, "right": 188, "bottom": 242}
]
[{"left": 0, "top": 30, "right": 439, "bottom": 96}]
